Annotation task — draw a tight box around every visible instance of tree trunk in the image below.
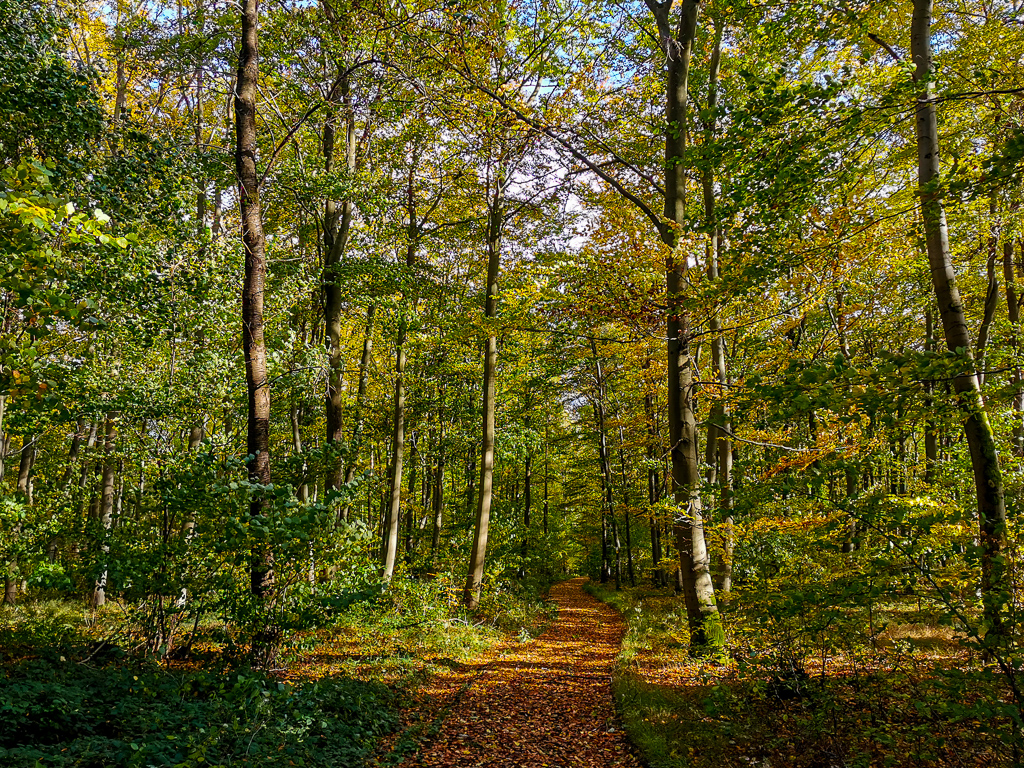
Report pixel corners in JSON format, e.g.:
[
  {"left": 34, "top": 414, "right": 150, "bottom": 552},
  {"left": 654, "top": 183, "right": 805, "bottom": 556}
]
[
  {"left": 235, "top": 0, "right": 274, "bottom": 609},
  {"left": 519, "top": 452, "right": 532, "bottom": 576},
  {"left": 543, "top": 418, "right": 550, "bottom": 535},
  {"left": 912, "top": 0, "right": 1007, "bottom": 643},
  {"left": 591, "top": 339, "right": 620, "bottom": 589},
  {"left": 1004, "top": 241, "right": 1024, "bottom": 455},
  {"left": 381, "top": 332, "right": 407, "bottom": 579},
  {"left": 617, "top": 425, "right": 636, "bottom": 587},
  {"left": 431, "top": 433, "right": 445, "bottom": 560},
  {"left": 4, "top": 432, "right": 33, "bottom": 605},
  {"left": 382, "top": 165, "right": 423, "bottom": 577},
  {"left": 91, "top": 413, "right": 118, "bottom": 608},
  {"left": 646, "top": 0, "right": 720, "bottom": 649},
  {"left": 463, "top": 175, "right": 503, "bottom": 609},
  {"left": 976, "top": 199, "right": 999, "bottom": 387},
  {"left": 0, "top": 395, "right": 6, "bottom": 486},
  {"left": 337, "top": 304, "right": 376, "bottom": 522},
  {"left": 645, "top": 383, "right": 665, "bottom": 586},
  {"left": 290, "top": 398, "right": 308, "bottom": 502},
  {"left": 323, "top": 78, "right": 357, "bottom": 495},
  {"left": 404, "top": 434, "right": 418, "bottom": 557}
]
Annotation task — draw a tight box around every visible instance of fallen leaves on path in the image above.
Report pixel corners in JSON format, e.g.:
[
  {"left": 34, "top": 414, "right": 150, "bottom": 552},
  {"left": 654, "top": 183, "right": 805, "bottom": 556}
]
[{"left": 399, "top": 578, "right": 642, "bottom": 768}]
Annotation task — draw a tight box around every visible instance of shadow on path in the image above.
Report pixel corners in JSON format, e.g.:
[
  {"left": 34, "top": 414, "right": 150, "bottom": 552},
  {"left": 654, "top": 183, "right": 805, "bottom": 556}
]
[{"left": 401, "top": 577, "right": 642, "bottom": 768}]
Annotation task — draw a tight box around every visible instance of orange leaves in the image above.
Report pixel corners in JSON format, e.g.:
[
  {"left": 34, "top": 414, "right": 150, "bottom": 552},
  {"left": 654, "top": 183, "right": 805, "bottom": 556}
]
[{"left": 400, "top": 579, "right": 641, "bottom": 768}]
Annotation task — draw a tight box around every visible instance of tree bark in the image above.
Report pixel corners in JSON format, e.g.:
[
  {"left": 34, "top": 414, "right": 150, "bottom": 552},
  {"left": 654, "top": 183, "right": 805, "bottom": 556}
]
[
  {"left": 617, "top": 425, "right": 636, "bottom": 587},
  {"left": 591, "top": 339, "right": 620, "bottom": 589},
  {"left": 912, "top": 0, "right": 1007, "bottom": 643},
  {"left": 924, "top": 309, "right": 940, "bottom": 483},
  {"left": 382, "top": 165, "right": 422, "bottom": 578},
  {"left": 646, "top": 0, "right": 721, "bottom": 649},
  {"left": 431, "top": 430, "right": 445, "bottom": 561},
  {"left": 324, "top": 76, "right": 357, "bottom": 494},
  {"left": 1004, "top": 241, "right": 1024, "bottom": 455},
  {"left": 463, "top": 170, "right": 504, "bottom": 609},
  {"left": 4, "top": 431, "right": 33, "bottom": 605},
  {"left": 91, "top": 413, "right": 118, "bottom": 608},
  {"left": 235, "top": 0, "right": 274, "bottom": 603}
]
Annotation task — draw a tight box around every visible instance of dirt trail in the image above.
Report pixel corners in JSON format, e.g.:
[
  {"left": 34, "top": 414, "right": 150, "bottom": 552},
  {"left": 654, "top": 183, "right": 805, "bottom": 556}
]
[{"left": 402, "top": 577, "right": 642, "bottom": 768}]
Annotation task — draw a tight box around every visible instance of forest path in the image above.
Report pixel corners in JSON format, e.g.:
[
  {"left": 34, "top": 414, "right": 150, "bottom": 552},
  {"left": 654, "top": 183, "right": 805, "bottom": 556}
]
[{"left": 399, "top": 577, "right": 641, "bottom": 768}]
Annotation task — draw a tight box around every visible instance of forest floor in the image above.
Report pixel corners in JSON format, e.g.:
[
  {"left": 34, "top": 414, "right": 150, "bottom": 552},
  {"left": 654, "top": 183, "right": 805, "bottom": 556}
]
[{"left": 384, "top": 577, "right": 642, "bottom": 768}]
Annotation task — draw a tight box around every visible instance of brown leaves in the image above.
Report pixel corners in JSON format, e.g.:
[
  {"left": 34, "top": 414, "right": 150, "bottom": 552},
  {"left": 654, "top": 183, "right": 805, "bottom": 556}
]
[{"left": 398, "top": 579, "right": 642, "bottom": 768}]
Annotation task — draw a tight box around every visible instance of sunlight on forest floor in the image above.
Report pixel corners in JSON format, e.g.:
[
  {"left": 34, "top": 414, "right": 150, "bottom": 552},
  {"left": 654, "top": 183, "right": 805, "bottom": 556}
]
[{"left": 588, "top": 583, "right": 1015, "bottom": 768}]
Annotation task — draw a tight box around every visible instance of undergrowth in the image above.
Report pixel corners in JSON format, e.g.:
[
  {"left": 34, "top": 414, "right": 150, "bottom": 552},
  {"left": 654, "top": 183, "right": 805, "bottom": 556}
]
[
  {"left": 586, "top": 581, "right": 1021, "bottom": 768},
  {"left": 0, "top": 571, "right": 555, "bottom": 768}
]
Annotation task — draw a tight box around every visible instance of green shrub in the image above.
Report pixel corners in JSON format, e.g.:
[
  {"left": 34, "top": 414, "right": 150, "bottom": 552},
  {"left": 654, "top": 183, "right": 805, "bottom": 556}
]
[{"left": 0, "top": 658, "right": 397, "bottom": 767}]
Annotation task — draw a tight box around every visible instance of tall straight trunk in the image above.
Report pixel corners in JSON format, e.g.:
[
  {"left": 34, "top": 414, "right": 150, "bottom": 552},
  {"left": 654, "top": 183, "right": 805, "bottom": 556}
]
[
  {"left": 290, "top": 398, "right": 309, "bottom": 502},
  {"left": 345, "top": 305, "right": 376, "bottom": 486},
  {"left": 404, "top": 435, "right": 418, "bottom": 556},
  {"left": 617, "top": 425, "right": 636, "bottom": 587},
  {"left": 338, "top": 305, "right": 376, "bottom": 522},
  {"left": 5, "top": 432, "right": 33, "bottom": 605},
  {"left": 543, "top": 418, "right": 549, "bottom": 535},
  {"left": 1004, "top": 241, "right": 1024, "bottom": 455},
  {"left": 645, "top": 383, "right": 665, "bottom": 586},
  {"left": 520, "top": 452, "right": 532, "bottom": 574},
  {"left": 591, "top": 340, "right": 620, "bottom": 589},
  {"left": 323, "top": 77, "right": 357, "bottom": 494},
  {"left": 924, "top": 310, "right": 940, "bottom": 482},
  {"left": 600, "top": 514, "right": 611, "bottom": 584},
  {"left": 646, "top": 0, "right": 720, "bottom": 648},
  {"left": 382, "top": 167, "right": 422, "bottom": 578},
  {"left": 91, "top": 413, "right": 118, "bottom": 608},
  {"left": 235, "top": 0, "right": 273, "bottom": 602},
  {"left": 699, "top": 22, "right": 732, "bottom": 594},
  {"left": 381, "top": 333, "right": 407, "bottom": 579},
  {"left": 463, "top": 176, "right": 504, "bottom": 610},
  {"left": 431, "top": 432, "right": 445, "bottom": 559},
  {"left": 912, "top": 0, "right": 1007, "bottom": 642},
  {"left": 976, "top": 197, "right": 999, "bottom": 388},
  {"left": 0, "top": 395, "right": 6, "bottom": 486}
]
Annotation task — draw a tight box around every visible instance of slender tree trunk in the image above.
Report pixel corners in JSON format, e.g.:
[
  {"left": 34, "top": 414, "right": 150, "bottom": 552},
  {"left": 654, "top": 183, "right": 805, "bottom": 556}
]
[
  {"left": 924, "top": 310, "right": 940, "bottom": 483},
  {"left": 431, "top": 431, "right": 445, "bottom": 560},
  {"left": 324, "top": 77, "right": 357, "bottom": 494},
  {"left": 647, "top": 0, "right": 720, "bottom": 648},
  {"left": 336, "top": 304, "right": 376, "bottom": 522},
  {"left": 912, "top": 0, "right": 1007, "bottom": 642},
  {"left": 1004, "top": 241, "right": 1024, "bottom": 455},
  {"left": 543, "top": 418, "right": 550, "bottom": 535},
  {"left": 591, "top": 339, "right": 620, "bottom": 589},
  {"left": 976, "top": 197, "right": 999, "bottom": 387},
  {"left": 381, "top": 331, "right": 407, "bottom": 579},
  {"left": 5, "top": 432, "right": 33, "bottom": 605},
  {"left": 519, "top": 451, "right": 532, "bottom": 576},
  {"left": 291, "top": 398, "right": 309, "bottom": 502},
  {"left": 91, "top": 413, "right": 118, "bottom": 608},
  {"left": 645, "top": 383, "right": 665, "bottom": 586},
  {"left": 404, "top": 434, "right": 418, "bottom": 557},
  {"left": 235, "top": 0, "right": 274, "bottom": 608},
  {"left": 0, "top": 395, "right": 6, "bottom": 486},
  {"left": 617, "top": 425, "right": 636, "bottom": 587},
  {"left": 463, "top": 175, "right": 504, "bottom": 610},
  {"left": 383, "top": 166, "right": 422, "bottom": 577}
]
